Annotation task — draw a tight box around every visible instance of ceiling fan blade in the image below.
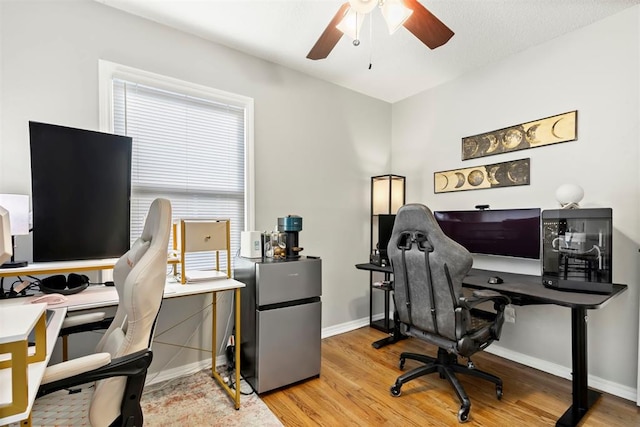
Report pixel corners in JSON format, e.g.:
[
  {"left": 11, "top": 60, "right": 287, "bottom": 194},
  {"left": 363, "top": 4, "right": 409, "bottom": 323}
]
[
  {"left": 306, "top": 3, "right": 350, "bottom": 60},
  {"left": 402, "top": 0, "right": 454, "bottom": 50}
]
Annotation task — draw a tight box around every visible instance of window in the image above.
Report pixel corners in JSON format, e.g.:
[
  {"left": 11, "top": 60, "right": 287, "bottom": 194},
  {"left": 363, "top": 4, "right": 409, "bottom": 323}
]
[{"left": 99, "top": 61, "right": 254, "bottom": 271}]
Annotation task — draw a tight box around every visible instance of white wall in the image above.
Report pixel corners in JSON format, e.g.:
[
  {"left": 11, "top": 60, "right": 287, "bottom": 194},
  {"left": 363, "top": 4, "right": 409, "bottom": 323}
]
[
  {"left": 0, "top": 0, "right": 390, "bottom": 377},
  {"left": 392, "top": 6, "right": 640, "bottom": 396},
  {"left": 3, "top": 0, "right": 637, "bottom": 399}
]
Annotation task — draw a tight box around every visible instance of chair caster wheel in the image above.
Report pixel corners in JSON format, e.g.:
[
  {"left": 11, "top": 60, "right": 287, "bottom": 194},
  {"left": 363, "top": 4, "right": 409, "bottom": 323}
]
[
  {"left": 496, "top": 385, "right": 503, "bottom": 400},
  {"left": 399, "top": 358, "right": 405, "bottom": 370},
  {"left": 390, "top": 383, "right": 402, "bottom": 397},
  {"left": 458, "top": 406, "right": 470, "bottom": 423}
]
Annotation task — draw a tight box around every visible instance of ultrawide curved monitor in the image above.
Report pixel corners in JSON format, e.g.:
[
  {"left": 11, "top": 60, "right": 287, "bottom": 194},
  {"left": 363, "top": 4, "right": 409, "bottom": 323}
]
[{"left": 434, "top": 208, "right": 541, "bottom": 259}]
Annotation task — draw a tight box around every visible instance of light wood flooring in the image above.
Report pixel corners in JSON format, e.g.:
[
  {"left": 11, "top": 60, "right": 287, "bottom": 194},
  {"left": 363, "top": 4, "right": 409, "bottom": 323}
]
[{"left": 261, "top": 327, "right": 640, "bottom": 426}]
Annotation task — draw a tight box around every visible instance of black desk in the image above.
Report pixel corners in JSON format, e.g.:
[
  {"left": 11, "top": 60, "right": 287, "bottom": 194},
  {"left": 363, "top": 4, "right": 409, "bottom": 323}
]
[
  {"left": 355, "top": 263, "right": 397, "bottom": 348},
  {"left": 355, "top": 263, "right": 628, "bottom": 427}
]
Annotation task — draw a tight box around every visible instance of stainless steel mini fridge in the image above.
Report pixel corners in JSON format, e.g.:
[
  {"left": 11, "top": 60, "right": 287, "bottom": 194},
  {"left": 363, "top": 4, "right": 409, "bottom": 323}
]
[{"left": 235, "top": 256, "right": 322, "bottom": 393}]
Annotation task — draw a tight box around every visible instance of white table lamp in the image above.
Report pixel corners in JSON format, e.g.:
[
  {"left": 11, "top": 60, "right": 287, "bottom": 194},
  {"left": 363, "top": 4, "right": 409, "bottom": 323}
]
[{"left": 555, "top": 184, "right": 584, "bottom": 209}]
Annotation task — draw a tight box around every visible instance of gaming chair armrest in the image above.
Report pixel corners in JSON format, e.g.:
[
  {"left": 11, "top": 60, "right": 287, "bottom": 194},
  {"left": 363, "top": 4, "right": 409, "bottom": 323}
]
[
  {"left": 60, "top": 312, "right": 114, "bottom": 335},
  {"left": 62, "top": 312, "right": 105, "bottom": 329},
  {"left": 457, "top": 290, "right": 510, "bottom": 343},
  {"left": 459, "top": 289, "right": 510, "bottom": 312},
  {"left": 41, "top": 352, "right": 112, "bottom": 385},
  {"left": 37, "top": 349, "right": 153, "bottom": 398}
]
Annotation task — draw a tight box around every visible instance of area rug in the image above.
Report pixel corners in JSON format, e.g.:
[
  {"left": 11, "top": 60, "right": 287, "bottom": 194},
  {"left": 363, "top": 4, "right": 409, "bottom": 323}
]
[
  {"left": 141, "top": 370, "right": 283, "bottom": 426},
  {"left": 19, "top": 370, "right": 282, "bottom": 426}
]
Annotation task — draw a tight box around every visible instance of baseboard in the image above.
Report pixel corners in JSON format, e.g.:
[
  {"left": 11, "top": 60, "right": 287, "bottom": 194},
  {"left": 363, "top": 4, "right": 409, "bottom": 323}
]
[
  {"left": 322, "top": 314, "right": 638, "bottom": 403},
  {"left": 485, "top": 344, "right": 637, "bottom": 402},
  {"left": 146, "top": 357, "right": 220, "bottom": 386},
  {"left": 321, "top": 312, "right": 387, "bottom": 339},
  {"left": 322, "top": 317, "right": 370, "bottom": 338},
  {"left": 149, "top": 314, "right": 637, "bottom": 403},
  {"left": 146, "top": 316, "right": 377, "bottom": 387}
]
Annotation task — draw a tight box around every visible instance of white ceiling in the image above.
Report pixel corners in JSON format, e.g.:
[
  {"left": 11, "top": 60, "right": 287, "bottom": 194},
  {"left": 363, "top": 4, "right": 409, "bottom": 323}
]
[{"left": 97, "top": 0, "right": 640, "bottom": 103}]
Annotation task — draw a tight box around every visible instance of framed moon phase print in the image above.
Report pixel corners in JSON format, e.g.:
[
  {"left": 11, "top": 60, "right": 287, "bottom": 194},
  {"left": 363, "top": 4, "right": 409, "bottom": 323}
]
[
  {"left": 461, "top": 111, "right": 577, "bottom": 160},
  {"left": 434, "top": 158, "right": 530, "bottom": 194}
]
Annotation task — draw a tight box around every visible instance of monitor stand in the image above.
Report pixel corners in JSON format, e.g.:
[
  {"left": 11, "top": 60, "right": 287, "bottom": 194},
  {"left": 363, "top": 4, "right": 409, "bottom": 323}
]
[
  {"left": 1, "top": 260, "right": 28, "bottom": 268},
  {"left": 0, "top": 236, "right": 28, "bottom": 268},
  {"left": 1, "top": 252, "right": 28, "bottom": 268}
]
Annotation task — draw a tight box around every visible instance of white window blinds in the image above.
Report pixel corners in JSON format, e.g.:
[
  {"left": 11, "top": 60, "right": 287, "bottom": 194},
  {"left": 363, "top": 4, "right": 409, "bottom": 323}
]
[{"left": 111, "top": 79, "right": 246, "bottom": 271}]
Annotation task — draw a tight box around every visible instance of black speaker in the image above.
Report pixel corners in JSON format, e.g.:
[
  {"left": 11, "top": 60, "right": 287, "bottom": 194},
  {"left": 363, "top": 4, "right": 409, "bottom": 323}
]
[{"left": 39, "top": 273, "right": 90, "bottom": 295}]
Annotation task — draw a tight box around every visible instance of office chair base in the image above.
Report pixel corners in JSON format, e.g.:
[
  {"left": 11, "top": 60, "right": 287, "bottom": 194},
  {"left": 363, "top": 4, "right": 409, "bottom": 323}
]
[{"left": 390, "top": 348, "right": 503, "bottom": 423}]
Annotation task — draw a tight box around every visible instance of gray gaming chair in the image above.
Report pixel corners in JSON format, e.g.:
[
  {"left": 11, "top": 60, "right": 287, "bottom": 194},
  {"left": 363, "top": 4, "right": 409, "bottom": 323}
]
[{"left": 387, "top": 204, "right": 510, "bottom": 423}]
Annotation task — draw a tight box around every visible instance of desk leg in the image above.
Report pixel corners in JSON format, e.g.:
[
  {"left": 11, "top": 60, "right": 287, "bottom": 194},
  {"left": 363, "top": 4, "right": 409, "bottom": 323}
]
[
  {"left": 210, "top": 289, "right": 241, "bottom": 410},
  {"left": 556, "top": 307, "right": 600, "bottom": 427},
  {"left": 211, "top": 291, "right": 217, "bottom": 379},
  {"left": 233, "top": 287, "right": 241, "bottom": 410},
  {"left": 370, "top": 272, "right": 397, "bottom": 348},
  {"left": 372, "top": 310, "right": 407, "bottom": 349},
  {"left": 383, "top": 283, "right": 390, "bottom": 331},
  {"left": 20, "top": 414, "right": 32, "bottom": 426},
  {"left": 369, "top": 271, "right": 374, "bottom": 328}
]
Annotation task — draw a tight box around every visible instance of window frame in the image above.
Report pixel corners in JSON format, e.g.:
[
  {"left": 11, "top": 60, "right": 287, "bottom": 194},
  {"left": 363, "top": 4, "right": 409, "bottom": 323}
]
[{"left": 98, "top": 60, "right": 255, "bottom": 235}]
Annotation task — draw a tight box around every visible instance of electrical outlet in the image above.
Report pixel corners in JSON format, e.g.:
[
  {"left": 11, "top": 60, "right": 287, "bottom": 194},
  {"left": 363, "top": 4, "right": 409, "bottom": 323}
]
[{"left": 505, "top": 304, "right": 516, "bottom": 323}]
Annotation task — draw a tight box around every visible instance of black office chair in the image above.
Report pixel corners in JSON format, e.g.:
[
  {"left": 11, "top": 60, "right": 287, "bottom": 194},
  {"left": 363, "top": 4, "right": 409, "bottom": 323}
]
[{"left": 387, "top": 204, "right": 510, "bottom": 423}]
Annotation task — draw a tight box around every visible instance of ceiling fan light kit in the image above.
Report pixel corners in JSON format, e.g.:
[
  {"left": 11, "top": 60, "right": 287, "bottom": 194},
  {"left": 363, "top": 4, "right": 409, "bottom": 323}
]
[
  {"left": 349, "top": 0, "right": 378, "bottom": 14},
  {"left": 381, "top": 0, "right": 413, "bottom": 34},
  {"left": 307, "top": 0, "right": 454, "bottom": 60},
  {"left": 335, "top": 8, "right": 365, "bottom": 43}
]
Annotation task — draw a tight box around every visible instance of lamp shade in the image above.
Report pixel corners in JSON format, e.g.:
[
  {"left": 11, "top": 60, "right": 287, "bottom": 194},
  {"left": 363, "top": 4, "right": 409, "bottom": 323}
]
[
  {"left": 555, "top": 184, "right": 584, "bottom": 209},
  {"left": 0, "top": 194, "right": 29, "bottom": 235},
  {"left": 381, "top": 0, "right": 413, "bottom": 34},
  {"left": 348, "top": 0, "right": 378, "bottom": 14},
  {"left": 336, "top": 8, "right": 365, "bottom": 40},
  {"left": 372, "top": 175, "right": 405, "bottom": 215}
]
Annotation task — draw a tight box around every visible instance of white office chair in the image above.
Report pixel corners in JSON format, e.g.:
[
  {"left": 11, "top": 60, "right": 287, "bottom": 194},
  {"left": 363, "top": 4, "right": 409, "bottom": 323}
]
[{"left": 35, "top": 198, "right": 172, "bottom": 427}]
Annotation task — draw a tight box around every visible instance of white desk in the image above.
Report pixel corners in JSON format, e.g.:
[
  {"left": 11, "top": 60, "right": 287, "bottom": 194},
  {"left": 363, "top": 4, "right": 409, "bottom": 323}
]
[
  {"left": 0, "top": 278, "right": 241, "bottom": 312},
  {"left": 0, "top": 305, "right": 66, "bottom": 425},
  {"left": 0, "top": 259, "right": 118, "bottom": 277},
  {"left": 0, "top": 277, "right": 244, "bottom": 425}
]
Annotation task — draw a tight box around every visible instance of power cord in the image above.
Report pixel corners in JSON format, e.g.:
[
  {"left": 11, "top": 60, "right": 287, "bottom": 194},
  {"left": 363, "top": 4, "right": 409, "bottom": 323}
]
[
  {"left": 222, "top": 368, "right": 254, "bottom": 396},
  {"left": 0, "top": 275, "right": 113, "bottom": 299},
  {"left": 0, "top": 276, "right": 39, "bottom": 298}
]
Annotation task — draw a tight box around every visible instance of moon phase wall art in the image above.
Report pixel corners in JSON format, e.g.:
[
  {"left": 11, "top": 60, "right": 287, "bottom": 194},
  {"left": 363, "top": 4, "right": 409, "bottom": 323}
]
[
  {"left": 461, "top": 111, "right": 577, "bottom": 160},
  {"left": 434, "top": 158, "right": 530, "bottom": 194}
]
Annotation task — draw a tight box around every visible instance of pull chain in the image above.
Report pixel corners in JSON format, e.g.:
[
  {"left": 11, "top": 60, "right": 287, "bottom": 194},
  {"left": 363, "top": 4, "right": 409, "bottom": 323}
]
[{"left": 368, "top": 13, "right": 373, "bottom": 69}]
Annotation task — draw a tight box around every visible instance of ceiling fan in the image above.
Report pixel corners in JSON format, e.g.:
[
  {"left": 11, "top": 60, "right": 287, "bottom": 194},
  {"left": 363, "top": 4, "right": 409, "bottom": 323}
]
[{"left": 307, "top": 0, "right": 454, "bottom": 60}]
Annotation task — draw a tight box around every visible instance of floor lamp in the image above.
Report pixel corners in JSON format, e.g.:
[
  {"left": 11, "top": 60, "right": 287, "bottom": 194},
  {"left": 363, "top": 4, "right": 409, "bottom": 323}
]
[{"left": 370, "top": 174, "right": 405, "bottom": 263}]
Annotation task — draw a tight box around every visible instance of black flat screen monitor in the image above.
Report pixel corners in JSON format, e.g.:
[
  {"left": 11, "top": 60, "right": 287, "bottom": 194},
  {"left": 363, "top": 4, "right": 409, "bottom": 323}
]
[
  {"left": 29, "top": 121, "right": 132, "bottom": 262},
  {"left": 377, "top": 214, "right": 395, "bottom": 261},
  {"left": 434, "top": 208, "right": 541, "bottom": 259}
]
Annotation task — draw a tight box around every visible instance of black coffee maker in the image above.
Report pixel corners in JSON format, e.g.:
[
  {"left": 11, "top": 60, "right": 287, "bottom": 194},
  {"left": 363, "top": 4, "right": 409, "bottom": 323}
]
[{"left": 277, "top": 215, "right": 303, "bottom": 259}]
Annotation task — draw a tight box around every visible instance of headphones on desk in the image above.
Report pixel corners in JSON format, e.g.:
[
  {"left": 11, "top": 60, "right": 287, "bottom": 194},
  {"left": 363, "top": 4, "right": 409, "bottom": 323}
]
[{"left": 39, "top": 273, "right": 90, "bottom": 295}]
